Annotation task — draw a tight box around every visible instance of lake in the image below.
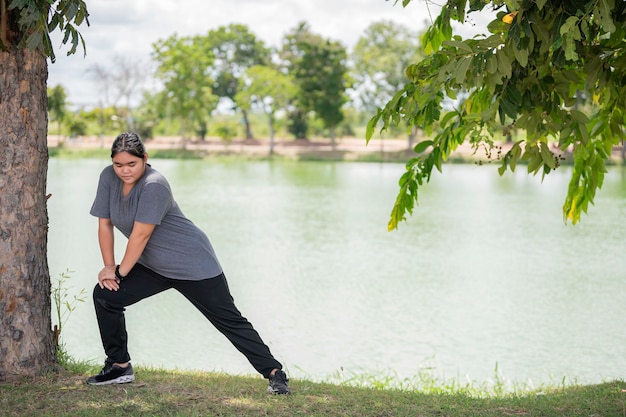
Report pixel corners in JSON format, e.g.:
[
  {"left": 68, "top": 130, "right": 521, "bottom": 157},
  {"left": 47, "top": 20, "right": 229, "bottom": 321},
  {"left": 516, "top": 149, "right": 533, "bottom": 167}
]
[{"left": 46, "top": 158, "right": 626, "bottom": 387}]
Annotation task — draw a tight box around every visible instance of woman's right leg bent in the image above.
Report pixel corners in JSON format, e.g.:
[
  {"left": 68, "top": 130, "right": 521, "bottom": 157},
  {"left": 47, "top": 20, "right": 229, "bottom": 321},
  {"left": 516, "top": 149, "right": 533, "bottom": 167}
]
[{"left": 93, "top": 264, "right": 171, "bottom": 363}]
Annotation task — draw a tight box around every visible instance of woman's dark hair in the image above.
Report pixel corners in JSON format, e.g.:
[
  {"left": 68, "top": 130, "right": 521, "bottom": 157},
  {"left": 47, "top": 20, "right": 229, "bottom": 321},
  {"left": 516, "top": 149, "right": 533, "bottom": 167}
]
[{"left": 111, "top": 132, "right": 146, "bottom": 158}]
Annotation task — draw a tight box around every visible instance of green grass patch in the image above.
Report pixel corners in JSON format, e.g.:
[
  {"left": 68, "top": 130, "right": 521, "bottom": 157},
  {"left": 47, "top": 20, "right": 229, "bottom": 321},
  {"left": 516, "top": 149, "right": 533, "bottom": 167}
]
[
  {"left": 147, "top": 148, "right": 204, "bottom": 160},
  {"left": 1, "top": 363, "right": 623, "bottom": 417},
  {"left": 48, "top": 147, "right": 110, "bottom": 159},
  {"left": 47, "top": 147, "right": 206, "bottom": 160}
]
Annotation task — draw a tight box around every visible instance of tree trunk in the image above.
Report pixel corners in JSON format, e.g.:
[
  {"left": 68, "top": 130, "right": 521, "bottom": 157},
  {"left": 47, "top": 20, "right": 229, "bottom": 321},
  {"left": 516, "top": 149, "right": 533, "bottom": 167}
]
[
  {"left": 0, "top": 45, "right": 55, "bottom": 380},
  {"left": 242, "top": 109, "right": 253, "bottom": 140},
  {"left": 408, "top": 125, "right": 418, "bottom": 150},
  {"left": 268, "top": 112, "right": 275, "bottom": 155}
]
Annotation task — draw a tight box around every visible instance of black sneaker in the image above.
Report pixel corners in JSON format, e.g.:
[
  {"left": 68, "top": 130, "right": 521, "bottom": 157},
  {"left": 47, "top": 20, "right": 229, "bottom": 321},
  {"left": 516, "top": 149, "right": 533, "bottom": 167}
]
[
  {"left": 267, "top": 369, "right": 290, "bottom": 395},
  {"left": 86, "top": 361, "right": 135, "bottom": 385}
]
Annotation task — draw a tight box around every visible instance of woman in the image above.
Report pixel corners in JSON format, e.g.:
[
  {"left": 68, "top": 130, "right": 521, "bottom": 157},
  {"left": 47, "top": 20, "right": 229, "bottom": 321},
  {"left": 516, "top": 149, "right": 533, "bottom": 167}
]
[{"left": 86, "top": 132, "right": 290, "bottom": 394}]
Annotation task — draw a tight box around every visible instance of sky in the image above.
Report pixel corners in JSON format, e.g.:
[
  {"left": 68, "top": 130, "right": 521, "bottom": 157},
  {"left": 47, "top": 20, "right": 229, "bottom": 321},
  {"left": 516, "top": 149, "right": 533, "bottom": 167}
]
[{"left": 47, "top": 0, "right": 492, "bottom": 109}]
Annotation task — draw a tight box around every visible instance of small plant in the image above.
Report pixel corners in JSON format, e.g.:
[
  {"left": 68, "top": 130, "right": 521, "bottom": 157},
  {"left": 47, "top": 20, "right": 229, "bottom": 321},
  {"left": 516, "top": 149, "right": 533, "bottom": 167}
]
[
  {"left": 215, "top": 122, "right": 238, "bottom": 143},
  {"left": 51, "top": 269, "right": 87, "bottom": 363}
]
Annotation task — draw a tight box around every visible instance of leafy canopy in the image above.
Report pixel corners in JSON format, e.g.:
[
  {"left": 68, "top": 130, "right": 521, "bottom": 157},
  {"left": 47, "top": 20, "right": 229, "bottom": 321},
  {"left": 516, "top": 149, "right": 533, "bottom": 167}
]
[
  {"left": 152, "top": 34, "right": 218, "bottom": 137},
  {"left": 352, "top": 20, "right": 422, "bottom": 112},
  {"left": 1, "top": 0, "right": 89, "bottom": 62},
  {"left": 369, "top": 0, "right": 626, "bottom": 231},
  {"left": 282, "top": 22, "right": 350, "bottom": 135},
  {"left": 204, "top": 23, "right": 270, "bottom": 102}
]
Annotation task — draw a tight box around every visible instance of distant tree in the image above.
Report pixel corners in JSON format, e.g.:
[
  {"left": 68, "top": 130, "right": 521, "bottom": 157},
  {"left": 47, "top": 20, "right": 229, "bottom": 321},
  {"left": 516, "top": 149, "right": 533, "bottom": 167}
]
[
  {"left": 90, "top": 55, "right": 148, "bottom": 130},
  {"left": 281, "top": 22, "right": 349, "bottom": 148},
  {"left": 236, "top": 65, "right": 297, "bottom": 153},
  {"left": 204, "top": 24, "right": 270, "bottom": 140},
  {"left": 287, "top": 109, "right": 308, "bottom": 140},
  {"left": 47, "top": 84, "right": 68, "bottom": 139},
  {"left": 352, "top": 20, "right": 423, "bottom": 147},
  {"left": 352, "top": 20, "right": 422, "bottom": 113},
  {"left": 67, "top": 113, "right": 88, "bottom": 137},
  {"left": 152, "top": 34, "right": 218, "bottom": 144},
  {"left": 133, "top": 91, "right": 167, "bottom": 139},
  {"left": 370, "top": 0, "right": 626, "bottom": 230},
  {"left": 0, "top": 0, "right": 89, "bottom": 379}
]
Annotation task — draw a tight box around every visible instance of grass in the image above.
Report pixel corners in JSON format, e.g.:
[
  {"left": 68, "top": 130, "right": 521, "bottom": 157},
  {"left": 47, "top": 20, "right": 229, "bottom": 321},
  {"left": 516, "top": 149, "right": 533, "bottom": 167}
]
[
  {"left": 1, "top": 361, "right": 624, "bottom": 417},
  {"left": 48, "top": 147, "right": 111, "bottom": 159}
]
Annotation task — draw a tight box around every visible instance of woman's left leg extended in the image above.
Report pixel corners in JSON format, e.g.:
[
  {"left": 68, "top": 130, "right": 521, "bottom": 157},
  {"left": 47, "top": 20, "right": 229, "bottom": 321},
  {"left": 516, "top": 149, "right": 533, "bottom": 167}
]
[{"left": 172, "top": 273, "right": 282, "bottom": 378}]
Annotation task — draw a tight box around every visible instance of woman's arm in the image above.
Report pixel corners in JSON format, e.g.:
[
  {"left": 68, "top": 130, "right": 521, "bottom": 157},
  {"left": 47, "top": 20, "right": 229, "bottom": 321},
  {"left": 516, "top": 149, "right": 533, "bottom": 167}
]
[
  {"left": 98, "top": 218, "right": 116, "bottom": 266},
  {"left": 96, "top": 218, "right": 118, "bottom": 291},
  {"left": 117, "top": 221, "right": 156, "bottom": 277},
  {"left": 97, "top": 219, "right": 155, "bottom": 291}
]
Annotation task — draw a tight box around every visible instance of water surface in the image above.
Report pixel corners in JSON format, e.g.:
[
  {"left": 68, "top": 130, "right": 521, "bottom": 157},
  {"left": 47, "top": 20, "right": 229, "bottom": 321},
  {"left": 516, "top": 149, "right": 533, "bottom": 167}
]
[{"left": 47, "top": 158, "right": 626, "bottom": 385}]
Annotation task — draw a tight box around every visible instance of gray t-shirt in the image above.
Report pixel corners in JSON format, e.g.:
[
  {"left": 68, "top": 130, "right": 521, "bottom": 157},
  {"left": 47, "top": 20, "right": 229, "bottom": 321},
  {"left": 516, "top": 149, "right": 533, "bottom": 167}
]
[{"left": 90, "top": 165, "right": 222, "bottom": 280}]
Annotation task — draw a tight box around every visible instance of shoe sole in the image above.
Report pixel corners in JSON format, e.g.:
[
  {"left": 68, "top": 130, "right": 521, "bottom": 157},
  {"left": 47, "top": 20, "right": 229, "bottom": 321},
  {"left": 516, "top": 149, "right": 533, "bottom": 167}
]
[
  {"left": 267, "top": 386, "right": 290, "bottom": 395},
  {"left": 87, "top": 374, "right": 135, "bottom": 386}
]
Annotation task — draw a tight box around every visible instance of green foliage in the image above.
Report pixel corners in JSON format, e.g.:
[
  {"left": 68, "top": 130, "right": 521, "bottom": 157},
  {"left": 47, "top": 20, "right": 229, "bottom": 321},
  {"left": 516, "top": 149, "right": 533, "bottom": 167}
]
[
  {"left": 352, "top": 20, "right": 423, "bottom": 112},
  {"left": 67, "top": 113, "right": 87, "bottom": 136},
  {"left": 2, "top": 0, "right": 89, "bottom": 62},
  {"left": 282, "top": 22, "right": 350, "bottom": 139},
  {"left": 47, "top": 84, "right": 68, "bottom": 137},
  {"left": 214, "top": 121, "right": 238, "bottom": 143},
  {"left": 133, "top": 22, "right": 353, "bottom": 143},
  {"left": 204, "top": 24, "right": 270, "bottom": 102},
  {"left": 203, "top": 24, "right": 271, "bottom": 139},
  {"left": 287, "top": 109, "right": 309, "bottom": 140},
  {"left": 236, "top": 65, "right": 297, "bottom": 141},
  {"left": 47, "top": 84, "right": 67, "bottom": 120},
  {"left": 152, "top": 34, "right": 219, "bottom": 139},
  {"left": 370, "top": 0, "right": 626, "bottom": 230}
]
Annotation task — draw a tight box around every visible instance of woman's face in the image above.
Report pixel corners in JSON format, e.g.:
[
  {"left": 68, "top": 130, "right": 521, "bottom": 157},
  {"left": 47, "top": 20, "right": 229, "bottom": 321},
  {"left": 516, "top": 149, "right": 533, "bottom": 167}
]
[{"left": 112, "top": 151, "right": 147, "bottom": 187}]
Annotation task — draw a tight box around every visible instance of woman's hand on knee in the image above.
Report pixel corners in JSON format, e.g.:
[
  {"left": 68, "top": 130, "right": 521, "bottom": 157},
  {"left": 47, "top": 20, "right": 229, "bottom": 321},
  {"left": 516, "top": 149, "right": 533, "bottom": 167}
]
[{"left": 98, "top": 266, "right": 120, "bottom": 291}]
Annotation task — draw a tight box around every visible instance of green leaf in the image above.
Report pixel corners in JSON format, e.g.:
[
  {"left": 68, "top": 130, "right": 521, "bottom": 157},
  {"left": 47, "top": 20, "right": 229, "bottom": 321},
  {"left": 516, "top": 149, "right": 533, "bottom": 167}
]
[
  {"left": 496, "top": 50, "right": 512, "bottom": 79},
  {"left": 443, "top": 40, "right": 474, "bottom": 53},
  {"left": 528, "top": 153, "right": 543, "bottom": 174},
  {"left": 513, "top": 46, "right": 528, "bottom": 67},
  {"left": 510, "top": 142, "right": 522, "bottom": 171},
  {"left": 559, "top": 16, "right": 579, "bottom": 36},
  {"left": 536, "top": 0, "right": 547, "bottom": 10},
  {"left": 505, "top": 0, "right": 520, "bottom": 9},
  {"left": 455, "top": 57, "right": 472, "bottom": 84},
  {"left": 25, "top": 31, "right": 42, "bottom": 50},
  {"left": 366, "top": 110, "right": 382, "bottom": 142},
  {"left": 486, "top": 54, "right": 498, "bottom": 74},
  {"left": 8, "top": 0, "right": 28, "bottom": 9},
  {"left": 540, "top": 142, "right": 556, "bottom": 168},
  {"left": 563, "top": 38, "right": 578, "bottom": 61},
  {"left": 414, "top": 140, "right": 434, "bottom": 154},
  {"left": 596, "top": 0, "right": 617, "bottom": 33},
  {"left": 570, "top": 109, "right": 590, "bottom": 124}
]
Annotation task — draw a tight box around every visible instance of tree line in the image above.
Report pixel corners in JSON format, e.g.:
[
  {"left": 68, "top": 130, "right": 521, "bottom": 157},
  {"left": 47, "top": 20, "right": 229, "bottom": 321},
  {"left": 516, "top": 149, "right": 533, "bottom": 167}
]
[{"left": 48, "top": 20, "right": 423, "bottom": 148}]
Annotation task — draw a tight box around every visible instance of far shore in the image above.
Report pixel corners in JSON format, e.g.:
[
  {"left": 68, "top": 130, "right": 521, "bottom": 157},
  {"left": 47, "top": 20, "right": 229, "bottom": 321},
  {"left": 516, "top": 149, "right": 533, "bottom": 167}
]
[
  {"left": 47, "top": 135, "right": 626, "bottom": 163},
  {"left": 46, "top": 134, "right": 510, "bottom": 163}
]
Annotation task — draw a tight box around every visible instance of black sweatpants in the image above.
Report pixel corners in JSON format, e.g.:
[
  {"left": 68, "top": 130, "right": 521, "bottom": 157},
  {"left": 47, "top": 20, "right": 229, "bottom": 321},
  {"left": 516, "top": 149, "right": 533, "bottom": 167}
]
[{"left": 92, "top": 263, "right": 282, "bottom": 378}]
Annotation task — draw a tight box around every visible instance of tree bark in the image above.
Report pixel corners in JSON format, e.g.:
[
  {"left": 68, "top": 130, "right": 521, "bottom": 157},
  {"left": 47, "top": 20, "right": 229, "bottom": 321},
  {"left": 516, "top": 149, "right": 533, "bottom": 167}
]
[
  {"left": 242, "top": 109, "right": 253, "bottom": 140},
  {"left": 0, "top": 44, "right": 55, "bottom": 380}
]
